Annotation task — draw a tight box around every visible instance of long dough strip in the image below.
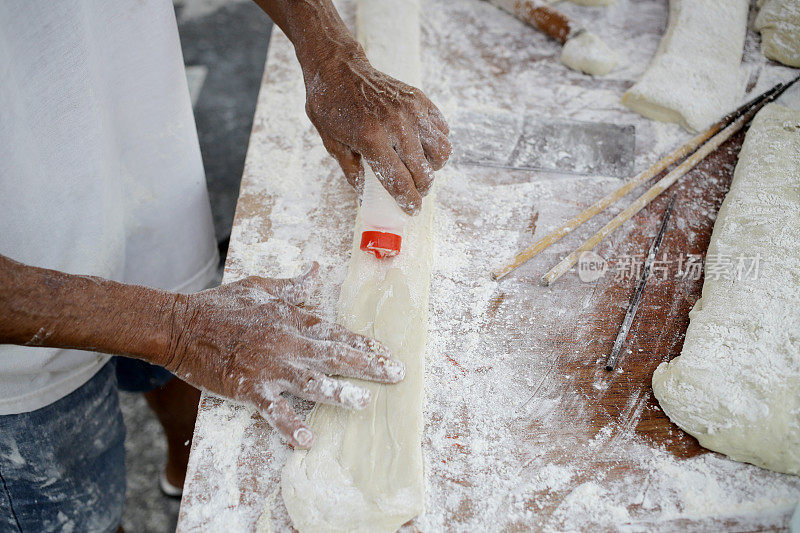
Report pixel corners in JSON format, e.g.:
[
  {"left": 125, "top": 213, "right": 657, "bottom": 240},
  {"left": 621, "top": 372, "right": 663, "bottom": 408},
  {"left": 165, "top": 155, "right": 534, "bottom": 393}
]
[{"left": 281, "top": 1, "right": 432, "bottom": 531}]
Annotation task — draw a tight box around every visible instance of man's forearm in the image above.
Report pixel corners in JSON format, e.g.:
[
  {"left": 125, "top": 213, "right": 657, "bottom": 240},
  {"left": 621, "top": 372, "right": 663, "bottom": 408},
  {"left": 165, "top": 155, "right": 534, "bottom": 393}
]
[
  {"left": 252, "top": 0, "right": 362, "bottom": 75},
  {"left": 251, "top": 0, "right": 453, "bottom": 214},
  {"left": 0, "top": 254, "right": 179, "bottom": 366}
]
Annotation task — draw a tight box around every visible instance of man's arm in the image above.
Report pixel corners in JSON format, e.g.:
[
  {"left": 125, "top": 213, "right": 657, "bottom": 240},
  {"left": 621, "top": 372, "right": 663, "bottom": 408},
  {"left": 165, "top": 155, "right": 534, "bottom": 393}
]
[
  {"left": 0, "top": 254, "right": 176, "bottom": 358},
  {"left": 0, "top": 255, "right": 404, "bottom": 448},
  {"left": 252, "top": 0, "right": 452, "bottom": 214}
]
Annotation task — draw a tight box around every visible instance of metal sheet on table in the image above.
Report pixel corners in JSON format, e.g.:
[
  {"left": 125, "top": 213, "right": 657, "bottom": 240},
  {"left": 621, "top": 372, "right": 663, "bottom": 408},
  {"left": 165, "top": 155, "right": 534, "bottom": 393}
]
[{"left": 451, "top": 110, "right": 635, "bottom": 177}]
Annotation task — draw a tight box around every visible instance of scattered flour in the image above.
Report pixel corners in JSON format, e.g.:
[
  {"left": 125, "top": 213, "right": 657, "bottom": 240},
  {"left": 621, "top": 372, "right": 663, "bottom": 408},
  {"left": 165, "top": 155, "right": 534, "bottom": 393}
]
[{"left": 179, "top": 0, "right": 800, "bottom": 531}]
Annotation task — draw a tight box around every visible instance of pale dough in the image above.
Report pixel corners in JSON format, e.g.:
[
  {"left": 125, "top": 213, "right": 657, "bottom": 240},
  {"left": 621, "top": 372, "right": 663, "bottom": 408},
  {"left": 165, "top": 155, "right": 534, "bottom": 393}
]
[
  {"left": 622, "top": 0, "right": 749, "bottom": 132},
  {"left": 280, "top": 0, "right": 432, "bottom": 531},
  {"left": 652, "top": 103, "right": 800, "bottom": 476},
  {"left": 560, "top": 31, "right": 618, "bottom": 76},
  {"left": 755, "top": 0, "right": 800, "bottom": 68}
]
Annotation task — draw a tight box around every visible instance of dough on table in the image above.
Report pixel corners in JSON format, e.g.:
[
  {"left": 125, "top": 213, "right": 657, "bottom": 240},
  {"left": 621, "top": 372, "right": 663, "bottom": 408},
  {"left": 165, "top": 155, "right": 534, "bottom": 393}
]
[
  {"left": 560, "top": 31, "right": 618, "bottom": 76},
  {"left": 622, "top": 0, "right": 749, "bottom": 132},
  {"left": 652, "top": 103, "right": 800, "bottom": 476},
  {"left": 280, "top": 0, "right": 432, "bottom": 531},
  {"left": 755, "top": 0, "right": 800, "bottom": 68}
]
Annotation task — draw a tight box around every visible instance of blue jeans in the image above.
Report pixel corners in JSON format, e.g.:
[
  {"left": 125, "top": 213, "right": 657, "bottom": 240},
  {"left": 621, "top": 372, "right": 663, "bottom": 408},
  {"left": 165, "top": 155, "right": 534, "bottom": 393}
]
[{"left": 0, "top": 359, "right": 174, "bottom": 532}]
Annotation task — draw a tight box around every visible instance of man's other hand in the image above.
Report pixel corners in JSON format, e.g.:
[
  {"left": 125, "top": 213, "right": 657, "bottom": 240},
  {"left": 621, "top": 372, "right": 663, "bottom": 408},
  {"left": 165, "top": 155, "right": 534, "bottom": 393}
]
[
  {"left": 165, "top": 263, "right": 405, "bottom": 448},
  {"left": 304, "top": 46, "right": 451, "bottom": 215}
]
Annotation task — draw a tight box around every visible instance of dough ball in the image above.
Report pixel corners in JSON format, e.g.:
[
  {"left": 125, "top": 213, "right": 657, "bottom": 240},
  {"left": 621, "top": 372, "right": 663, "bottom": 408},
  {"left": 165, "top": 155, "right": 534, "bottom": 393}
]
[{"left": 560, "top": 31, "right": 618, "bottom": 76}]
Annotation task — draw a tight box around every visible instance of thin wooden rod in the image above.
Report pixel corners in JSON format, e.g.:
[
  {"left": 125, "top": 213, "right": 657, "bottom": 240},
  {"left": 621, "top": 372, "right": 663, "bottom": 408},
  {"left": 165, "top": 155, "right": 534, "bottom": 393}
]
[
  {"left": 539, "top": 80, "right": 794, "bottom": 286},
  {"left": 492, "top": 76, "right": 796, "bottom": 281}
]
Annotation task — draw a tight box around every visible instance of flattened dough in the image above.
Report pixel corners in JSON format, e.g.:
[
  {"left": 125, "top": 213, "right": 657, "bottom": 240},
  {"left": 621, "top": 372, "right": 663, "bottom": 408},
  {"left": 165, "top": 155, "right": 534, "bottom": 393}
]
[
  {"left": 622, "top": 0, "right": 749, "bottom": 132},
  {"left": 756, "top": 0, "right": 800, "bottom": 68},
  {"left": 281, "top": 0, "right": 432, "bottom": 531},
  {"left": 652, "top": 103, "right": 800, "bottom": 475}
]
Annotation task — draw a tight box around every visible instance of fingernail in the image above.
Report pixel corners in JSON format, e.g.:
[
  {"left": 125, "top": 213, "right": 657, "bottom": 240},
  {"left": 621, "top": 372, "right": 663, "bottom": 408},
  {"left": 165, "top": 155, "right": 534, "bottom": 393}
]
[
  {"left": 368, "top": 339, "right": 392, "bottom": 357},
  {"left": 398, "top": 197, "right": 421, "bottom": 215},
  {"left": 294, "top": 427, "right": 313, "bottom": 447},
  {"left": 384, "top": 359, "right": 406, "bottom": 382}
]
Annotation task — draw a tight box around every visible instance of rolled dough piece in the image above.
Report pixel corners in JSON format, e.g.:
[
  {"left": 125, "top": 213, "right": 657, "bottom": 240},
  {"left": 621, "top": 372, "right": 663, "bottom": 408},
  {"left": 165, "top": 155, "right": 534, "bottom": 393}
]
[
  {"left": 621, "top": 0, "right": 749, "bottom": 132},
  {"left": 560, "top": 31, "right": 618, "bottom": 76},
  {"left": 755, "top": 0, "right": 800, "bottom": 68},
  {"left": 652, "top": 103, "right": 800, "bottom": 476},
  {"left": 281, "top": 1, "right": 432, "bottom": 531}
]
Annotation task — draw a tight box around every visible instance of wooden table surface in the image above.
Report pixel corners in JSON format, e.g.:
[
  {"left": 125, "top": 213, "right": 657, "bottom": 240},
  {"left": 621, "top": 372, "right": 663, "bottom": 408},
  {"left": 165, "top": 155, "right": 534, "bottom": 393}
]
[{"left": 177, "top": 0, "right": 800, "bottom": 530}]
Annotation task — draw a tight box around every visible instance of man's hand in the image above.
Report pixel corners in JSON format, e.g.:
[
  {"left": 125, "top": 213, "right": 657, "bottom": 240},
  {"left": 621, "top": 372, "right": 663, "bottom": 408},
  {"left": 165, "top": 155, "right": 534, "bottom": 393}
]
[
  {"left": 252, "top": 0, "right": 451, "bottom": 215},
  {"left": 0, "top": 256, "right": 404, "bottom": 449},
  {"left": 165, "top": 264, "right": 404, "bottom": 448},
  {"left": 304, "top": 47, "right": 451, "bottom": 215}
]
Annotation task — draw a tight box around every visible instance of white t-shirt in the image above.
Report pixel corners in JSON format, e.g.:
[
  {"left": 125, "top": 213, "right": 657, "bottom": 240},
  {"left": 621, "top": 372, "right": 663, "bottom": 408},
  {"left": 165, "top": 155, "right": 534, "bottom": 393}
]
[{"left": 0, "top": 0, "right": 219, "bottom": 414}]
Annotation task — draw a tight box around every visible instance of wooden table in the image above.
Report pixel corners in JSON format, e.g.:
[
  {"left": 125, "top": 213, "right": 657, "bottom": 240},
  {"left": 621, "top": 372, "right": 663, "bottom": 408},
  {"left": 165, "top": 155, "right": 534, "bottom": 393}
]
[{"left": 178, "top": 0, "right": 800, "bottom": 530}]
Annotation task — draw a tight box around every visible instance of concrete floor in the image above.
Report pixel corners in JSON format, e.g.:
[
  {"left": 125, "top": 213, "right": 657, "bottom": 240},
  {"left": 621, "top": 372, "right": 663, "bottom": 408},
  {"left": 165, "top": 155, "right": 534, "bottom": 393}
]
[
  {"left": 119, "top": 1, "right": 272, "bottom": 531},
  {"left": 176, "top": 0, "right": 273, "bottom": 245},
  {"left": 119, "top": 392, "right": 182, "bottom": 532}
]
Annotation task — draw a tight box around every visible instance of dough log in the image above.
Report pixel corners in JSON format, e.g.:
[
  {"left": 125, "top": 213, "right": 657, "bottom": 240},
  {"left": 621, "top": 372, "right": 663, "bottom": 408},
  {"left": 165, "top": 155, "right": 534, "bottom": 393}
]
[
  {"left": 652, "top": 103, "right": 800, "bottom": 476},
  {"left": 622, "top": 0, "right": 749, "bottom": 132},
  {"left": 756, "top": 0, "right": 800, "bottom": 68}
]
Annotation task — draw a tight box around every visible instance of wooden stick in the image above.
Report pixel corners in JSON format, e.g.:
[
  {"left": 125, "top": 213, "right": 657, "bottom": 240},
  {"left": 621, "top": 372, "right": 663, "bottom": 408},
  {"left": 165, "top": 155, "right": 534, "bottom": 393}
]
[
  {"left": 539, "top": 96, "right": 774, "bottom": 287},
  {"left": 488, "top": 0, "right": 579, "bottom": 44},
  {"left": 492, "top": 126, "right": 719, "bottom": 280},
  {"left": 491, "top": 78, "right": 795, "bottom": 281}
]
